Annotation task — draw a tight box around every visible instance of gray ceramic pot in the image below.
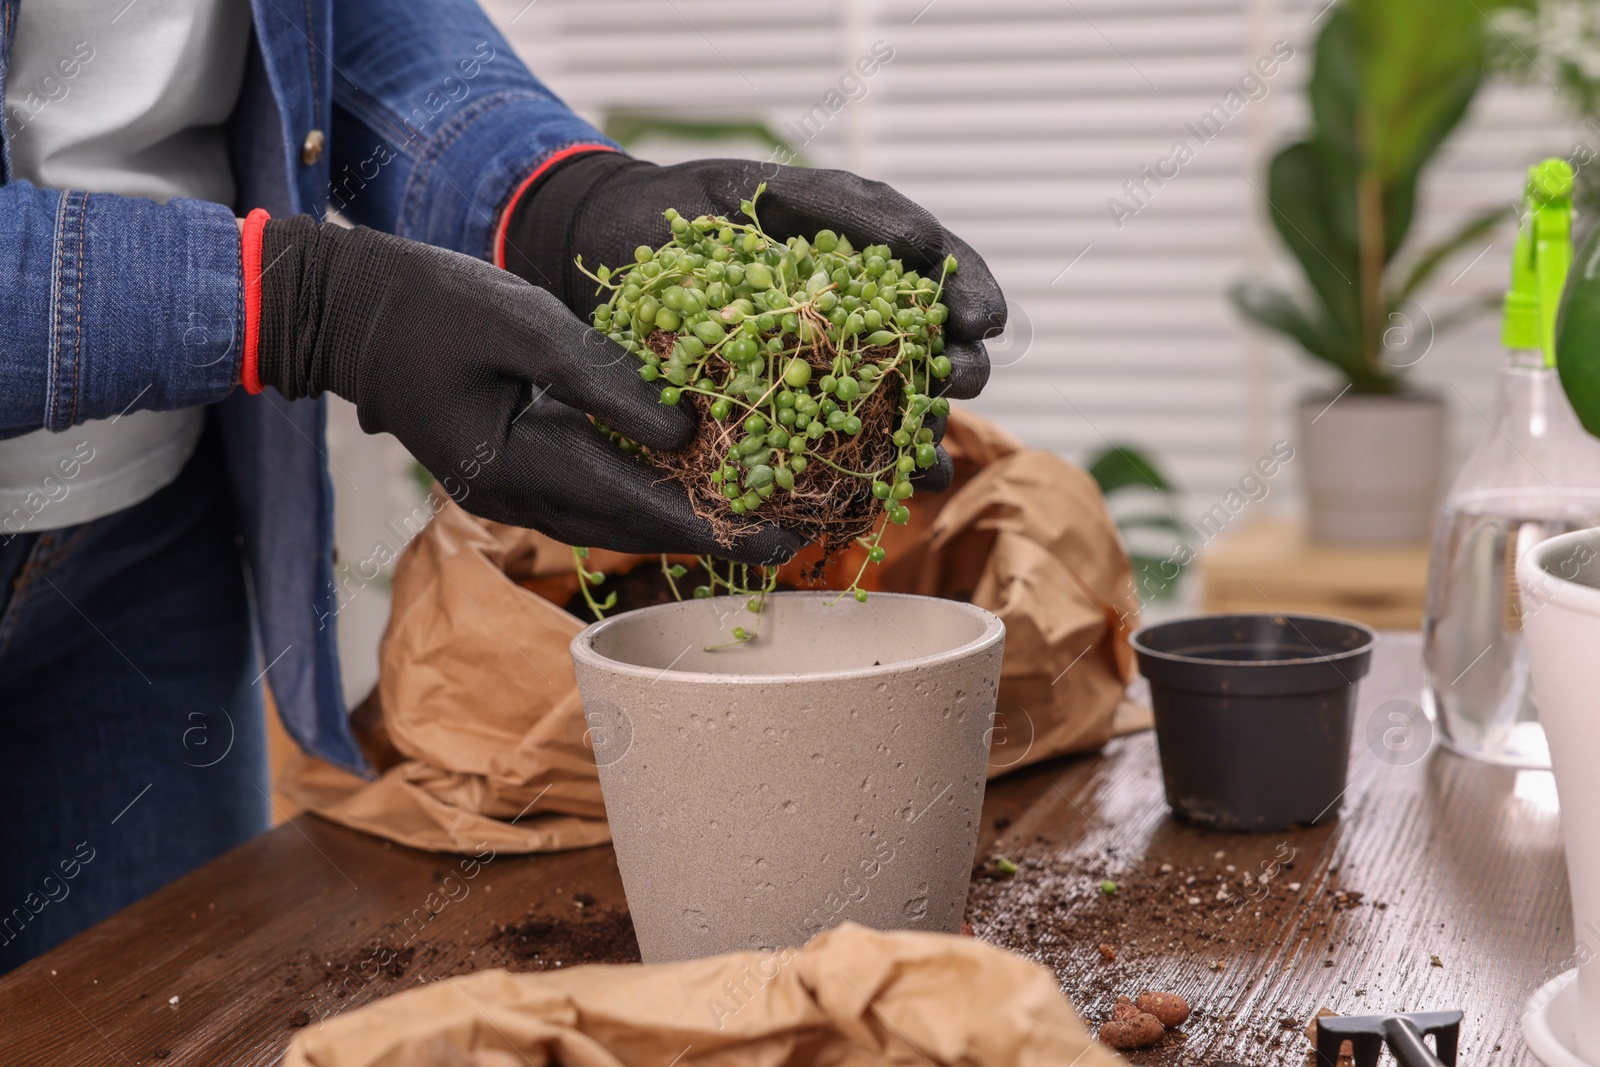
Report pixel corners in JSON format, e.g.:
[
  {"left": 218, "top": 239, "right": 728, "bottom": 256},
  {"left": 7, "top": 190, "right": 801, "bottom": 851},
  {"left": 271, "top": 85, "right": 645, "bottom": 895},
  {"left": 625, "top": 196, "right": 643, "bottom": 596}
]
[
  {"left": 1296, "top": 388, "right": 1447, "bottom": 544},
  {"left": 569, "top": 591, "right": 1005, "bottom": 963}
]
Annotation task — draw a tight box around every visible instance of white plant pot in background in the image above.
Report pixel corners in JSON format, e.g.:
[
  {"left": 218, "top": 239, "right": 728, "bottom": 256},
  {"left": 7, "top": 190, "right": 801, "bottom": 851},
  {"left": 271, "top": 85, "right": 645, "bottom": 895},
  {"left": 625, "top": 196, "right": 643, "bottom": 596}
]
[
  {"left": 1517, "top": 527, "right": 1600, "bottom": 1063},
  {"left": 1297, "top": 389, "right": 1447, "bottom": 544},
  {"left": 569, "top": 592, "right": 1006, "bottom": 963}
]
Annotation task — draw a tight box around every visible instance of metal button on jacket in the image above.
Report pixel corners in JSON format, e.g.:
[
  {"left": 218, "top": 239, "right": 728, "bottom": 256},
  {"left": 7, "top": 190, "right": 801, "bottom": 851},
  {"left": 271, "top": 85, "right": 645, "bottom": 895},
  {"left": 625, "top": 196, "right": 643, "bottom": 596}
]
[{"left": 301, "top": 129, "right": 325, "bottom": 165}]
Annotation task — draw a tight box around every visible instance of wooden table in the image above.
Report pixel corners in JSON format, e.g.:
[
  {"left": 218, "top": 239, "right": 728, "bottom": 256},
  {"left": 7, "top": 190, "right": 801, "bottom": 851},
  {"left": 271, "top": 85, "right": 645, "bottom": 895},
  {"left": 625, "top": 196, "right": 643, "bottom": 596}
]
[
  {"left": 1201, "top": 518, "right": 1430, "bottom": 630},
  {"left": 0, "top": 634, "right": 1572, "bottom": 1065}
]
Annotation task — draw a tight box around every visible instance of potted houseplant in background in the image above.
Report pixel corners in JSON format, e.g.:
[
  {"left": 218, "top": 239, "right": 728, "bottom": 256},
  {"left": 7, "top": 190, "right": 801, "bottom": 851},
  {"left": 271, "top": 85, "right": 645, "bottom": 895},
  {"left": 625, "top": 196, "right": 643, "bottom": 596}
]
[
  {"left": 1230, "top": 0, "right": 1504, "bottom": 543},
  {"left": 1087, "top": 443, "right": 1191, "bottom": 606}
]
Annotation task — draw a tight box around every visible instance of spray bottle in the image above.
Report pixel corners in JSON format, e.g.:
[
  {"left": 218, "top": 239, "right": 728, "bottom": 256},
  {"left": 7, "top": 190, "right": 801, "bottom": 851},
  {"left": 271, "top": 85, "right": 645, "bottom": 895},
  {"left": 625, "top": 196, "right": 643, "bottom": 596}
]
[{"left": 1422, "top": 158, "right": 1600, "bottom": 767}]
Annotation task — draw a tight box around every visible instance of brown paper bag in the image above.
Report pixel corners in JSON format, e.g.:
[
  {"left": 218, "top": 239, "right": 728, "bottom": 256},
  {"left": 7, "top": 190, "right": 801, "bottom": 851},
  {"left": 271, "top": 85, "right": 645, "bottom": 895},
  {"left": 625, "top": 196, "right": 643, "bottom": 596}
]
[
  {"left": 282, "top": 922, "right": 1126, "bottom": 1067},
  {"left": 279, "top": 499, "right": 614, "bottom": 854},
  {"left": 279, "top": 412, "right": 1140, "bottom": 853}
]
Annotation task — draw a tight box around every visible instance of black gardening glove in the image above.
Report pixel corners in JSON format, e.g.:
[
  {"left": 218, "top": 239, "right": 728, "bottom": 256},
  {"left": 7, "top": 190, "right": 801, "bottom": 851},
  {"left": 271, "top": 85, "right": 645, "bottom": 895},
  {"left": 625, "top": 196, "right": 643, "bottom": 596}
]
[
  {"left": 254, "top": 215, "right": 801, "bottom": 564},
  {"left": 500, "top": 153, "right": 1008, "bottom": 491}
]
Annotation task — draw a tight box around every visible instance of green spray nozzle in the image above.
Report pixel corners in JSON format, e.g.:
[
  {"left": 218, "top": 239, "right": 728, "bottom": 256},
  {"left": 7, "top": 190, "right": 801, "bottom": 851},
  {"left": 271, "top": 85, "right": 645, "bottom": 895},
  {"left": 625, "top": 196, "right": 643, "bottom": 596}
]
[{"left": 1504, "top": 157, "right": 1575, "bottom": 367}]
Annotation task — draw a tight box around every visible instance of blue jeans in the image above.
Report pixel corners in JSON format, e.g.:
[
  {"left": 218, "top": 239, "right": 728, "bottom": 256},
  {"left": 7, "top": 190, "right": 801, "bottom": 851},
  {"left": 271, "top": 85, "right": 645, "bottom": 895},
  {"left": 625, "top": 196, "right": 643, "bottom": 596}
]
[{"left": 0, "top": 418, "right": 269, "bottom": 970}]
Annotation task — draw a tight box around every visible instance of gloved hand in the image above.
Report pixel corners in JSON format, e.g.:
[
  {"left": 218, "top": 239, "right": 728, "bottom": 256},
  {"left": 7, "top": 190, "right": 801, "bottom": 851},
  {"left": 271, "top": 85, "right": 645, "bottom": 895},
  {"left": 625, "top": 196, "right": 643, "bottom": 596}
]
[
  {"left": 499, "top": 152, "right": 1009, "bottom": 491},
  {"left": 249, "top": 214, "right": 801, "bottom": 564}
]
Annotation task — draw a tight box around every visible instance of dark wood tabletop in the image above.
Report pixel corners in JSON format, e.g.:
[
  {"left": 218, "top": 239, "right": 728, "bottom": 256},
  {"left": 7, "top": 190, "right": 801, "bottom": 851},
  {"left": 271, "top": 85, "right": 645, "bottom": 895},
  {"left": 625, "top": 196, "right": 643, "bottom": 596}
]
[{"left": 0, "top": 632, "right": 1571, "bottom": 1065}]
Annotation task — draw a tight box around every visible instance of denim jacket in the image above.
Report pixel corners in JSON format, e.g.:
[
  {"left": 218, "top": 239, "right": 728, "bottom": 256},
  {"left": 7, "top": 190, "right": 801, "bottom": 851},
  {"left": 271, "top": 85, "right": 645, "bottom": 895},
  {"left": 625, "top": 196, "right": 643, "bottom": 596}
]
[{"left": 0, "top": 0, "right": 616, "bottom": 771}]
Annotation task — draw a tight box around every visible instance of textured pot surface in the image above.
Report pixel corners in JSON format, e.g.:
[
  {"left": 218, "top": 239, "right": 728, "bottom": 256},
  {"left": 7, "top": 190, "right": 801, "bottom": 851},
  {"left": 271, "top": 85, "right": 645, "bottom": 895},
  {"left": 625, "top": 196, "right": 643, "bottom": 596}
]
[
  {"left": 1517, "top": 528, "right": 1600, "bottom": 1062},
  {"left": 1297, "top": 390, "right": 1447, "bottom": 544},
  {"left": 570, "top": 591, "right": 1005, "bottom": 963}
]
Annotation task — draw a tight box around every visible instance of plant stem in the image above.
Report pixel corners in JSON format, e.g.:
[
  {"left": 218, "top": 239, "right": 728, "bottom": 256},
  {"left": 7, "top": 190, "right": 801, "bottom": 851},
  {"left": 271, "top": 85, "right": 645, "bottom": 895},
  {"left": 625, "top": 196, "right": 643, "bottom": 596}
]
[
  {"left": 572, "top": 547, "right": 617, "bottom": 621},
  {"left": 1356, "top": 167, "right": 1387, "bottom": 383}
]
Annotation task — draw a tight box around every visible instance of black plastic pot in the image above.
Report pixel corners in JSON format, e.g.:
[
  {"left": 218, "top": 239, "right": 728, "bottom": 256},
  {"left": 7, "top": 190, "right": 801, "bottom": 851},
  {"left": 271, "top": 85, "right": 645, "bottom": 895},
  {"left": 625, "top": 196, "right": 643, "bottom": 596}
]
[{"left": 1130, "top": 614, "right": 1377, "bottom": 832}]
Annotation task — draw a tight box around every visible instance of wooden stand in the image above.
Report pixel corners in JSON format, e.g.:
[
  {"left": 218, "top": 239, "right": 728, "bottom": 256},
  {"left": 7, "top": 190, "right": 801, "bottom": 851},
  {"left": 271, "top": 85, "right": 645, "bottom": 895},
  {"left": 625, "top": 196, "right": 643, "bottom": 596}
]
[{"left": 1199, "top": 516, "right": 1429, "bottom": 629}]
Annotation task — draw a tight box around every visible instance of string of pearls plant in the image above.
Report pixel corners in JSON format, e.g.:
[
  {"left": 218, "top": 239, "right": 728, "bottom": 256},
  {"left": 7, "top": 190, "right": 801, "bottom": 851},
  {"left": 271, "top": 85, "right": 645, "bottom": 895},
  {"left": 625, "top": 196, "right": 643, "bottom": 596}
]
[{"left": 572, "top": 184, "right": 957, "bottom": 643}]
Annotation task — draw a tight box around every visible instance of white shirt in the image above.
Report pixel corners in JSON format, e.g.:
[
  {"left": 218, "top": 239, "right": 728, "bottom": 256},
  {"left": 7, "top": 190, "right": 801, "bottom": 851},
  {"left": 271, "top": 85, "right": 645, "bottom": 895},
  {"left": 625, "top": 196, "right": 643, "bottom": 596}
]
[{"left": 0, "top": 0, "right": 251, "bottom": 531}]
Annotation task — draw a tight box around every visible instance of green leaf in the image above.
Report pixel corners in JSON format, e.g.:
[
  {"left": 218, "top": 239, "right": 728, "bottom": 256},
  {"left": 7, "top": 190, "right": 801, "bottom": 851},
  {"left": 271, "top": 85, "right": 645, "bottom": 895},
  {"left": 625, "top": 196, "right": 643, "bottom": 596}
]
[
  {"left": 1116, "top": 514, "right": 1188, "bottom": 536},
  {"left": 1338, "top": 0, "right": 1485, "bottom": 261},
  {"left": 1229, "top": 280, "right": 1348, "bottom": 370},
  {"left": 1307, "top": 8, "right": 1362, "bottom": 166},
  {"left": 1129, "top": 555, "right": 1183, "bottom": 601},
  {"left": 409, "top": 461, "right": 434, "bottom": 496},
  {"left": 1557, "top": 221, "right": 1600, "bottom": 436},
  {"left": 1087, "top": 446, "right": 1189, "bottom": 598},
  {"left": 1350, "top": 0, "right": 1486, "bottom": 193},
  {"left": 1393, "top": 205, "right": 1509, "bottom": 303},
  {"left": 1377, "top": 62, "right": 1483, "bottom": 262},
  {"left": 1087, "top": 446, "right": 1172, "bottom": 495},
  {"left": 1264, "top": 142, "right": 1362, "bottom": 348}
]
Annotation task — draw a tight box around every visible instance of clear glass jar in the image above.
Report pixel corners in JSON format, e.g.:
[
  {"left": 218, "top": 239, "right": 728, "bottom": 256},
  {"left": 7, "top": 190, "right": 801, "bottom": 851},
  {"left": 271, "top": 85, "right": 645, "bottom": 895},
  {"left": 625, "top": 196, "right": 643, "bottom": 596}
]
[{"left": 1423, "top": 349, "right": 1600, "bottom": 767}]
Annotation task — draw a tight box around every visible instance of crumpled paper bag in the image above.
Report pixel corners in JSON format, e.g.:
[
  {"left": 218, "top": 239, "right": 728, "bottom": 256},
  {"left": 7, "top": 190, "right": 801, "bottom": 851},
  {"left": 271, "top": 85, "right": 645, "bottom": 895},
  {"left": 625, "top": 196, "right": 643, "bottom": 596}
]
[
  {"left": 278, "top": 499, "right": 611, "bottom": 855},
  {"left": 279, "top": 411, "right": 1140, "bottom": 853},
  {"left": 282, "top": 922, "right": 1125, "bottom": 1067}
]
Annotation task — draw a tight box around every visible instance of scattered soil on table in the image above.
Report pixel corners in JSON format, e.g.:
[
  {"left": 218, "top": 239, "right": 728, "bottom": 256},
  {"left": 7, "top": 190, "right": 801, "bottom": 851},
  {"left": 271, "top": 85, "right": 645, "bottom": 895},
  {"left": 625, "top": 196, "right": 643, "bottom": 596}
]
[
  {"left": 1329, "top": 890, "right": 1364, "bottom": 911},
  {"left": 271, "top": 905, "right": 638, "bottom": 1037},
  {"left": 280, "top": 905, "right": 639, "bottom": 1020},
  {"left": 483, "top": 905, "right": 641, "bottom": 971},
  {"left": 268, "top": 834, "right": 1372, "bottom": 1065},
  {"left": 966, "top": 845, "right": 1372, "bottom": 1066},
  {"left": 278, "top": 939, "right": 443, "bottom": 1030}
]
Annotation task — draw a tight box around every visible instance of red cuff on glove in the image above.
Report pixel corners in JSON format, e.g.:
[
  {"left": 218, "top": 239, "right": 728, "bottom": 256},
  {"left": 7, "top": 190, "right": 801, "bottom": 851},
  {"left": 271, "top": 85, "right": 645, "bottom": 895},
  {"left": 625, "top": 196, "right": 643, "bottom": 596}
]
[
  {"left": 241, "top": 207, "right": 271, "bottom": 395},
  {"left": 493, "top": 143, "right": 616, "bottom": 271}
]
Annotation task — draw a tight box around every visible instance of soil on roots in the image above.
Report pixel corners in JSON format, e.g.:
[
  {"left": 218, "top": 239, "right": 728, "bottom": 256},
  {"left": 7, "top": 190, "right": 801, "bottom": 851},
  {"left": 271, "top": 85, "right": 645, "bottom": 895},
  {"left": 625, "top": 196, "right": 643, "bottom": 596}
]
[{"left": 642, "top": 328, "right": 901, "bottom": 556}]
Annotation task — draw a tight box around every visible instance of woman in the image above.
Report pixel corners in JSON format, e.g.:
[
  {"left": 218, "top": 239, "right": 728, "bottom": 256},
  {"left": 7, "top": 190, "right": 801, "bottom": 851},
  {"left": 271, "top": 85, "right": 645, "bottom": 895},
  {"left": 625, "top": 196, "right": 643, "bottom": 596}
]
[{"left": 0, "top": 0, "right": 1004, "bottom": 966}]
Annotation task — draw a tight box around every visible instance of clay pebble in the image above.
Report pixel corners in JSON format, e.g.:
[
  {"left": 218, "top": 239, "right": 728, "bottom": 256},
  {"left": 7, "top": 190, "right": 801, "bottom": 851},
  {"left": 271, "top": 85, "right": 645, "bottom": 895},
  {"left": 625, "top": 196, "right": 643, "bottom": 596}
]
[
  {"left": 1099, "top": 1012, "right": 1166, "bottom": 1050},
  {"left": 1136, "top": 990, "right": 1190, "bottom": 1027}
]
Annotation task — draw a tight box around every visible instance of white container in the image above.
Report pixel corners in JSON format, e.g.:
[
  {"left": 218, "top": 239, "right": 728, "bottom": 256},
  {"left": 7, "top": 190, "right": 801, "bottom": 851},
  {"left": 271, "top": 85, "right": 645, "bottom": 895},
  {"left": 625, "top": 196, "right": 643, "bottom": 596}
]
[
  {"left": 569, "top": 591, "right": 1005, "bottom": 963},
  {"left": 1516, "top": 527, "right": 1600, "bottom": 1062}
]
